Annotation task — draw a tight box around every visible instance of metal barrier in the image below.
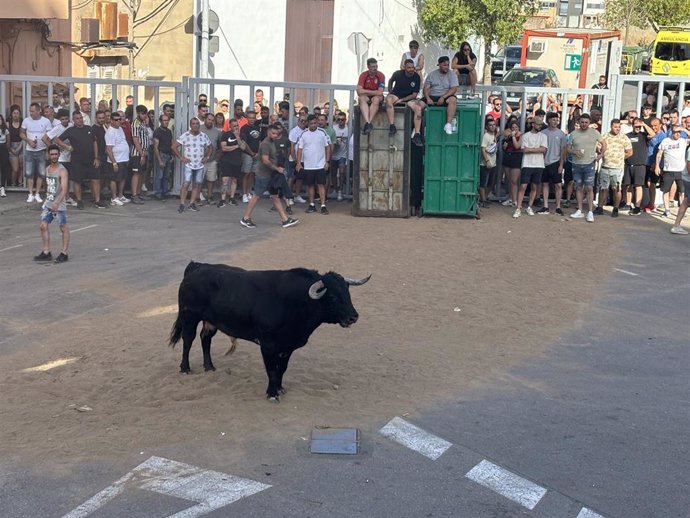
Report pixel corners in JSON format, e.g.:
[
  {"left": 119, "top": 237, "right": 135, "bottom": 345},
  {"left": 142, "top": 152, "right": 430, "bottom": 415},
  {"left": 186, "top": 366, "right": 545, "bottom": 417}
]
[{"left": 613, "top": 74, "right": 689, "bottom": 116}]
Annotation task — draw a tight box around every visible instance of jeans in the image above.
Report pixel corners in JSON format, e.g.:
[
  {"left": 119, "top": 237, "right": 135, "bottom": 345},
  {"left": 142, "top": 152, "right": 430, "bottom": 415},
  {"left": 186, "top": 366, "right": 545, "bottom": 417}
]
[
  {"left": 153, "top": 153, "right": 173, "bottom": 196},
  {"left": 25, "top": 149, "right": 46, "bottom": 178}
]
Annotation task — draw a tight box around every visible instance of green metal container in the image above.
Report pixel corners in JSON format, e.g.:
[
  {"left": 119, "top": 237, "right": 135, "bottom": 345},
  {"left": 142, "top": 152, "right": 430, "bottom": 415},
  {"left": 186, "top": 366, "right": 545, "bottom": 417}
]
[{"left": 422, "top": 102, "right": 481, "bottom": 216}]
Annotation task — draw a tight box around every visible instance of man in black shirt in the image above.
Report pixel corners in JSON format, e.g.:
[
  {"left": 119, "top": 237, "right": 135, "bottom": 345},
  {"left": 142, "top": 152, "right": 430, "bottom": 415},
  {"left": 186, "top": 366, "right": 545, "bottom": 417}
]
[
  {"left": 54, "top": 111, "right": 99, "bottom": 209},
  {"left": 240, "top": 110, "right": 261, "bottom": 201},
  {"left": 385, "top": 59, "right": 424, "bottom": 145},
  {"left": 91, "top": 110, "right": 108, "bottom": 207},
  {"left": 218, "top": 118, "right": 243, "bottom": 206},
  {"left": 258, "top": 106, "right": 271, "bottom": 140},
  {"left": 153, "top": 114, "right": 174, "bottom": 200},
  {"left": 624, "top": 118, "right": 650, "bottom": 215}
]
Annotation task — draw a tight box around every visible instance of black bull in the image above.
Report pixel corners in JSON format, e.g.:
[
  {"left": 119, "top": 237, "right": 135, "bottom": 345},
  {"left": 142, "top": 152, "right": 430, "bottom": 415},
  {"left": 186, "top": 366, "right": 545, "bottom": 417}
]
[{"left": 169, "top": 262, "right": 370, "bottom": 401}]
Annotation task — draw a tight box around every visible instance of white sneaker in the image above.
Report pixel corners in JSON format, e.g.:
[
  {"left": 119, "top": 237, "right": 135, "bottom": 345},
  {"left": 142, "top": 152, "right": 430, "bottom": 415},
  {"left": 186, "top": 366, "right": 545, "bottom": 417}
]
[
  {"left": 141, "top": 184, "right": 148, "bottom": 192},
  {"left": 286, "top": 198, "right": 294, "bottom": 206},
  {"left": 199, "top": 192, "right": 206, "bottom": 201},
  {"left": 501, "top": 199, "right": 513, "bottom": 206},
  {"left": 27, "top": 193, "right": 35, "bottom": 203},
  {"left": 242, "top": 194, "right": 249, "bottom": 203},
  {"left": 119, "top": 196, "right": 130, "bottom": 204},
  {"left": 294, "top": 195, "right": 307, "bottom": 204},
  {"left": 526, "top": 207, "right": 535, "bottom": 216},
  {"left": 512, "top": 208, "right": 521, "bottom": 218},
  {"left": 443, "top": 123, "right": 452, "bottom": 135},
  {"left": 0, "top": 187, "right": 5, "bottom": 197},
  {"left": 670, "top": 226, "right": 689, "bottom": 235},
  {"left": 337, "top": 191, "right": 343, "bottom": 202},
  {"left": 571, "top": 209, "right": 584, "bottom": 218},
  {"left": 65, "top": 196, "right": 76, "bottom": 206},
  {"left": 34, "top": 193, "right": 43, "bottom": 203},
  {"left": 111, "top": 197, "right": 123, "bottom": 206},
  {"left": 586, "top": 211, "right": 594, "bottom": 223}
]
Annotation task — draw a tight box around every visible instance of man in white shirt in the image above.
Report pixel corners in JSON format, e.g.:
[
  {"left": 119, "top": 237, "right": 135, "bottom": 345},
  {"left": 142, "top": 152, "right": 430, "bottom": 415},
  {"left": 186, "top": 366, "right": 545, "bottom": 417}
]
[
  {"left": 513, "top": 120, "right": 548, "bottom": 218},
  {"left": 172, "top": 117, "right": 212, "bottom": 213},
  {"left": 20, "top": 102, "right": 53, "bottom": 203},
  {"left": 104, "top": 113, "right": 131, "bottom": 206},
  {"left": 288, "top": 116, "right": 308, "bottom": 203},
  {"left": 296, "top": 114, "right": 331, "bottom": 214},
  {"left": 538, "top": 113, "right": 567, "bottom": 215},
  {"left": 655, "top": 126, "right": 688, "bottom": 218}
]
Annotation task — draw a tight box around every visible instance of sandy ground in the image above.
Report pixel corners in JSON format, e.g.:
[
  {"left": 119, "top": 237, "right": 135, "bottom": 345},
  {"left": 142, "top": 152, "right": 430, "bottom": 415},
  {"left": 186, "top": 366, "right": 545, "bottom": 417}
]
[{"left": 0, "top": 204, "right": 620, "bottom": 472}]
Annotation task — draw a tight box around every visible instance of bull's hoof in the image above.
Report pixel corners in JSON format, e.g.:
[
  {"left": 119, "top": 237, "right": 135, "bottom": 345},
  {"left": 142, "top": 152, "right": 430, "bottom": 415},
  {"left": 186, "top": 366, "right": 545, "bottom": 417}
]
[
  {"left": 180, "top": 367, "right": 192, "bottom": 374},
  {"left": 204, "top": 365, "right": 216, "bottom": 372},
  {"left": 267, "top": 395, "right": 280, "bottom": 403}
]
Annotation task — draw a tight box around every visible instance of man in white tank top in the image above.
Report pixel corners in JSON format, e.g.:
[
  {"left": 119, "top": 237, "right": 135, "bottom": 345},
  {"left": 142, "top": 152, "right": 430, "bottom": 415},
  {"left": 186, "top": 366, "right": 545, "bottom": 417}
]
[{"left": 400, "top": 40, "right": 424, "bottom": 74}]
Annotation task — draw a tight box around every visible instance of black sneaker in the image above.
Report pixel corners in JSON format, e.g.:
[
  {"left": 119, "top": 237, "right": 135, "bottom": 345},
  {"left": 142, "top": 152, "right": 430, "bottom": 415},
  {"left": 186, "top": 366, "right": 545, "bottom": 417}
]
[
  {"left": 411, "top": 133, "right": 424, "bottom": 147},
  {"left": 563, "top": 200, "right": 571, "bottom": 208},
  {"left": 54, "top": 252, "right": 69, "bottom": 263},
  {"left": 593, "top": 206, "right": 604, "bottom": 215},
  {"left": 306, "top": 204, "right": 317, "bottom": 213},
  {"left": 281, "top": 217, "right": 299, "bottom": 228},
  {"left": 630, "top": 206, "right": 641, "bottom": 216},
  {"left": 611, "top": 207, "right": 619, "bottom": 218},
  {"left": 177, "top": 204, "right": 184, "bottom": 214},
  {"left": 320, "top": 205, "right": 329, "bottom": 215},
  {"left": 76, "top": 200, "right": 84, "bottom": 210},
  {"left": 388, "top": 124, "right": 397, "bottom": 137},
  {"left": 555, "top": 207, "right": 564, "bottom": 216},
  {"left": 536, "top": 207, "right": 549, "bottom": 214},
  {"left": 130, "top": 196, "right": 144, "bottom": 205},
  {"left": 189, "top": 203, "right": 199, "bottom": 212},
  {"left": 240, "top": 217, "right": 256, "bottom": 228},
  {"left": 362, "top": 122, "right": 372, "bottom": 135},
  {"left": 34, "top": 251, "right": 52, "bottom": 262},
  {"left": 286, "top": 205, "right": 293, "bottom": 215},
  {"left": 230, "top": 198, "right": 238, "bottom": 206},
  {"left": 217, "top": 200, "right": 226, "bottom": 208}
]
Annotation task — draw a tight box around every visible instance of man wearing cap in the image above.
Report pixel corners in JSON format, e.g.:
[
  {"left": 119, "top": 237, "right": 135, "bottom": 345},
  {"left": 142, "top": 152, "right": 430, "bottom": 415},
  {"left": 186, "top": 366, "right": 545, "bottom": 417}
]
[
  {"left": 357, "top": 57, "right": 385, "bottom": 135},
  {"left": 423, "top": 56, "right": 458, "bottom": 135}
]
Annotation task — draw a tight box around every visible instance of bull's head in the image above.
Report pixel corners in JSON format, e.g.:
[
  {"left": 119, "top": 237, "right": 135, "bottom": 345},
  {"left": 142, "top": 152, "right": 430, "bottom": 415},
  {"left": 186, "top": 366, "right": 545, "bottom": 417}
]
[{"left": 308, "top": 272, "right": 371, "bottom": 327}]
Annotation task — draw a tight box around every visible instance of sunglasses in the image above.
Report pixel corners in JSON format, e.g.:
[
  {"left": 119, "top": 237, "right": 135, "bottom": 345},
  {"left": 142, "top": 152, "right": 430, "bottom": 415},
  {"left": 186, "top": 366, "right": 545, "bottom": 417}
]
[
  {"left": 633, "top": 126, "right": 642, "bottom": 129},
  {"left": 337, "top": 118, "right": 346, "bottom": 122},
  {"left": 110, "top": 117, "right": 121, "bottom": 121},
  {"left": 494, "top": 103, "right": 502, "bottom": 107}
]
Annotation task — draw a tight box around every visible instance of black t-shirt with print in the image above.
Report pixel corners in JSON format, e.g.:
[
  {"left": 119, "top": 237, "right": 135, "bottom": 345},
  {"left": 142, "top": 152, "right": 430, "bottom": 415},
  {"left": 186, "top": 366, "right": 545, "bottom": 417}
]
[
  {"left": 59, "top": 125, "right": 96, "bottom": 164},
  {"left": 626, "top": 131, "right": 649, "bottom": 165},
  {"left": 240, "top": 122, "right": 262, "bottom": 154},
  {"left": 219, "top": 131, "right": 243, "bottom": 166},
  {"left": 389, "top": 70, "right": 422, "bottom": 98},
  {"left": 275, "top": 132, "right": 290, "bottom": 167},
  {"left": 258, "top": 117, "right": 270, "bottom": 140}
]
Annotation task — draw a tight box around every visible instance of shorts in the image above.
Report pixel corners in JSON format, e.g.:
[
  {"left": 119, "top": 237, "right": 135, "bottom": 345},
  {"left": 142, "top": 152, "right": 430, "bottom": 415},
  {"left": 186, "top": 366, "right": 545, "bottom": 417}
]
[
  {"left": 69, "top": 162, "right": 94, "bottom": 182},
  {"left": 572, "top": 162, "right": 596, "bottom": 188},
  {"left": 543, "top": 162, "right": 563, "bottom": 184},
  {"left": 241, "top": 153, "right": 258, "bottom": 174},
  {"left": 295, "top": 163, "right": 306, "bottom": 181},
  {"left": 646, "top": 165, "right": 659, "bottom": 185},
  {"left": 183, "top": 166, "right": 204, "bottom": 184},
  {"left": 129, "top": 155, "right": 144, "bottom": 173},
  {"left": 40, "top": 208, "right": 67, "bottom": 225},
  {"left": 220, "top": 161, "right": 242, "bottom": 179},
  {"left": 520, "top": 167, "right": 543, "bottom": 185},
  {"left": 107, "top": 161, "right": 128, "bottom": 182},
  {"left": 303, "top": 168, "right": 327, "bottom": 186},
  {"left": 479, "top": 165, "right": 497, "bottom": 188},
  {"left": 598, "top": 167, "right": 624, "bottom": 190},
  {"left": 564, "top": 161, "right": 573, "bottom": 183},
  {"left": 361, "top": 94, "right": 383, "bottom": 104},
  {"left": 25, "top": 149, "right": 46, "bottom": 178},
  {"left": 684, "top": 179, "right": 690, "bottom": 197},
  {"left": 625, "top": 165, "right": 646, "bottom": 186},
  {"left": 330, "top": 157, "right": 347, "bottom": 171},
  {"left": 502, "top": 152, "right": 522, "bottom": 169},
  {"left": 253, "top": 174, "right": 278, "bottom": 196},
  {"left": 661, "top": 170, "right": 684, "bottom": 194},
  {"left": 285, "top": 160, "right": 296, "bottom": 179},
  {"left": 429, "top": 95, "right": 454, "bottom": 104},
  {"left": 204, "top": 161, "right": 218, "bottom": 182},
  {"left": 457, "top": 73, "right": 471, "bottom": 86}
]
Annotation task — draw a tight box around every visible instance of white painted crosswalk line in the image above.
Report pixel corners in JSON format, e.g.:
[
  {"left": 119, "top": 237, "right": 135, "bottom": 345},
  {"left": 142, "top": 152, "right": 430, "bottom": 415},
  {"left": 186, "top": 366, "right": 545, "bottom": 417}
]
[
  {"left": 378, "top": 416, "right": 452, "bottom": 460},
  {"left": 465, "top": 459, "right": 547, "bottom": 510},
  {"left": 577, "top": 508, "right": 606, "bottom": 518}
]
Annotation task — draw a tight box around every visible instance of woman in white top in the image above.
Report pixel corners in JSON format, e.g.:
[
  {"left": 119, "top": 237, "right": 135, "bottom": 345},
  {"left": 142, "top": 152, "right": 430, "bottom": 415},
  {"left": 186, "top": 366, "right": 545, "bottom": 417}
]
[{"left": 400, "top": 40, "right": 424, "bottom": 73}]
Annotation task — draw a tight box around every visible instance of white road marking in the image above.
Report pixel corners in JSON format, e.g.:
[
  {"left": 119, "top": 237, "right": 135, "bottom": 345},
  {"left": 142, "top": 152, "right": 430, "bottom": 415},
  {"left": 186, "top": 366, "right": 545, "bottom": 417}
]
[
  {"left": 0, "top": 244, "right": 23, "bottom": 252},
  {"left": 465, "top": 459, "right": 547, "bottom": 510},
  {"left": 577, "top": 508, "right": 606, "bottom": 518},
  {"left": 138, "top": 304, "right": 178, "bottom": 318},
  {"left": 62, "top": 455, "right": 271, "bottom": 518},
  {"left": 22, "top": 357, "right": 78, "bottom": 372},
  {"left": 71, "top": 224, "right": 99, "bottom": 233},
  {"left": 613, "top": 268, "right": 639, "bottom": 277},
  {"left": 379, "top": 416, "right": 452, "bottom": 460}
]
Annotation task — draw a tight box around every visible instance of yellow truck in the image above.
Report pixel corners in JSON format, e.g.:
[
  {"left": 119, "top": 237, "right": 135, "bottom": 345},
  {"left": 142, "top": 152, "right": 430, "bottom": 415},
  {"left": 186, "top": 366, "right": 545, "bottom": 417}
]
[{"left": 650, "top": 27, "right": 690, "bottom": 76}]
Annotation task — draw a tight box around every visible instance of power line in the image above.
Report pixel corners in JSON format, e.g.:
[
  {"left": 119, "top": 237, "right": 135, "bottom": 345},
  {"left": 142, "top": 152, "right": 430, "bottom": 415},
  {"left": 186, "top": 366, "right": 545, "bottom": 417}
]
[
  {"left": 218, "top": 25, "right": 248, "bottom": 79},
  {"left": 133, "top": 0, "right": 181, "bottom": 58},
  {"left": 133, "top": 0, "right": 175, "bottom": 28},
  {"left": 133, "top": 18, "right": 187, "bottom": 38}
]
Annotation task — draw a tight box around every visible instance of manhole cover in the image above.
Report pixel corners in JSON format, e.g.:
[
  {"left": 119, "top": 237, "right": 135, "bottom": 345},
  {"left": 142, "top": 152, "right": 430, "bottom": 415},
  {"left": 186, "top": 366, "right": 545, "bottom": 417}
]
[{"left": 310, "top": 428, "right": 360, "bottom": 455}]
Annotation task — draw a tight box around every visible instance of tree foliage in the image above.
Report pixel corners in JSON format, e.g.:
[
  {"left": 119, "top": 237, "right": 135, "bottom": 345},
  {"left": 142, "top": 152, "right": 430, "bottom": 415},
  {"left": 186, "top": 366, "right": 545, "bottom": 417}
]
[
  {"left": 418, "top": 0, "right": 539, "bottom": 84},
  {"left": 603, "top": 0, "right": 690, "bottom": 40}
]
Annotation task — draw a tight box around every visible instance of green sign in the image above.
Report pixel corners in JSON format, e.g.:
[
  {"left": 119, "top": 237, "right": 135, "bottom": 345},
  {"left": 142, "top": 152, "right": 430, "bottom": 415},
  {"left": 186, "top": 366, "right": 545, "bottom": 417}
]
[{"left": 565, "top": 54, "right": 581, "bottom": 71}]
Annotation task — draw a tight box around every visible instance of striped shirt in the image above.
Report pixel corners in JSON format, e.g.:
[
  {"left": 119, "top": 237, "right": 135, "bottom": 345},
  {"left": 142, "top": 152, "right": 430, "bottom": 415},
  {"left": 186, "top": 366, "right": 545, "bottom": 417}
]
[{"left": 131, "top": 118, "right": 152, "bottom": 157}]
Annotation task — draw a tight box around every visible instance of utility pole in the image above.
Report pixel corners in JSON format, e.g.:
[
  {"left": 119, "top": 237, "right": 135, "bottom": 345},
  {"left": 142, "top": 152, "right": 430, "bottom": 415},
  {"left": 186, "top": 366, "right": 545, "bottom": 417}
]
[{"left": 200, "top": 0, "right": 209, "bottom": 78}]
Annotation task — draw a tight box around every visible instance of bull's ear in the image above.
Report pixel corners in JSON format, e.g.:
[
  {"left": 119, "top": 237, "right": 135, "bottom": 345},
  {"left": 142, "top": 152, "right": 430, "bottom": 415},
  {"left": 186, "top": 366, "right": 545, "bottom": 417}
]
[
  {"left": 308, "top": 280, "right": 327, "bottom": 299},
  {"left": 344, "top": 274, "right": 371, "bottom": 286}
]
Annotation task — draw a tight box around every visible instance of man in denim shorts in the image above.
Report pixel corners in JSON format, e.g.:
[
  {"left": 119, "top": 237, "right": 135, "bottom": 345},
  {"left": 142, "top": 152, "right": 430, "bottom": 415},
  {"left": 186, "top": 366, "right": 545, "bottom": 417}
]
[
  {"left": 20, "top": 102, "right": 53, "bottom": 203},
  {"left": 567, "top": 113, "right": 603, "bottom": 222},
  {"left": 34, "top": 145, "right": 70, "bottom": 263},
  {"left": 172, "top": 117, "right": 212, "bottom": 213},
  {"left": 595, "top": 119, "right": 632, "bottom": 218}
]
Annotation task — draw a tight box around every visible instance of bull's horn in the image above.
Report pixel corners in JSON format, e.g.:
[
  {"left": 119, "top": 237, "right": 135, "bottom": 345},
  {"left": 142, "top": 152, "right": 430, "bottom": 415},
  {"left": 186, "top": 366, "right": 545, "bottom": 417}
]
[
  {"left": 308, "top": 280, "right": 327, "bottom": 299},
  {"left": 344, "top": 274, "right": 371, "bottom": 286}
]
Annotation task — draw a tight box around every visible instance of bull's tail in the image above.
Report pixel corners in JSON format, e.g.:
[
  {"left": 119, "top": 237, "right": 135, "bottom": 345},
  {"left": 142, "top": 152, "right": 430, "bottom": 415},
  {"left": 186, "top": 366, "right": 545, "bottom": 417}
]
[
  {"left": 184, "top": 260, "right": 204, "bottom": 277},
  {"left": 169, "top": 312, "right": 184, "bottom": 348}
]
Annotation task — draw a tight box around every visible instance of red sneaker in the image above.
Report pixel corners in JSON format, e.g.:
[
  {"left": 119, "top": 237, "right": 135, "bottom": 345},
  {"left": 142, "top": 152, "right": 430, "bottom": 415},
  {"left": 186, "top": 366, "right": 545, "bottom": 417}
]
[{"left": 644, "top": 203, "right": 654, "bottom": 213}]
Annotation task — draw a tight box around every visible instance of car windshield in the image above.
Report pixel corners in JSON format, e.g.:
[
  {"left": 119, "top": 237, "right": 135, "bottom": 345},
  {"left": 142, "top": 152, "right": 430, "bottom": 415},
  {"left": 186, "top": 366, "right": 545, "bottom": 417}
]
[
  {"left": 503, "top": 69, "right": 545, "bottom": 84},
  {"left": 506, "top": 47, "right": 521, "bottom": 59},
  {"left": 654, "top": 42, "right": 690, "bottom": 61}
]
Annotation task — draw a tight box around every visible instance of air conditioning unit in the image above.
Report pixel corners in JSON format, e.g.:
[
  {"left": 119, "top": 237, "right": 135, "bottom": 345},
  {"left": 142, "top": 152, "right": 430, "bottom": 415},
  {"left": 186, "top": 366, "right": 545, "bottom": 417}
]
[
  {"left": 530, "top": 40, "right": 546, "bottom": 53},
  {"left": 81, "top": 18, "right": 100, "bottom": 43}
]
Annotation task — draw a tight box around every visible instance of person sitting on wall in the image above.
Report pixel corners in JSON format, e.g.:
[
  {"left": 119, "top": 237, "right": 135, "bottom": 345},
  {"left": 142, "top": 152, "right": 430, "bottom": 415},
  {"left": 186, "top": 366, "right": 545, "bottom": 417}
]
[
  {"left": 357, "top": 57, "right": 385, "bottom": 136},
  {"left": 385, "top": 58, "right": 425, "bottom": 146},
  {"left": 423, "top": 56, "right": 458, "bottom": 135}
]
